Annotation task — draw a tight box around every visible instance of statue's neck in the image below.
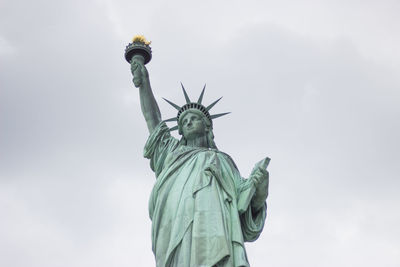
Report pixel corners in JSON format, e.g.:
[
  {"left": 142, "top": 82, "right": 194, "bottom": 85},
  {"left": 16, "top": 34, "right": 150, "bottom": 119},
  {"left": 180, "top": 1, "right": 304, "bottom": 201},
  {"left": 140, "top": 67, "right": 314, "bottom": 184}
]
[{"left": 186, "top": 135, "right": 209, "bottom": 148}]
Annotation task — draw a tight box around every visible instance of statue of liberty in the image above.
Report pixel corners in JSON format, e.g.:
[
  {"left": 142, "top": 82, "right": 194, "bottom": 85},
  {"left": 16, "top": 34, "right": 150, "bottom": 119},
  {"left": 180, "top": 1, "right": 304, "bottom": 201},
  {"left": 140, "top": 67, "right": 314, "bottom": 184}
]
[{"left": 126, "top": 36, "right": 270, "bottom": 267}]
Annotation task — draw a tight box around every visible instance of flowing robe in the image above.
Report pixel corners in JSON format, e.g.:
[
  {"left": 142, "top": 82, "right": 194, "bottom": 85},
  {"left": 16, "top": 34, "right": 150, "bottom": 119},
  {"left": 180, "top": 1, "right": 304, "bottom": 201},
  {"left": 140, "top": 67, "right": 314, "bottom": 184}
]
[{"left": 144, "top": 122, "right": 267, "bottom": 267}]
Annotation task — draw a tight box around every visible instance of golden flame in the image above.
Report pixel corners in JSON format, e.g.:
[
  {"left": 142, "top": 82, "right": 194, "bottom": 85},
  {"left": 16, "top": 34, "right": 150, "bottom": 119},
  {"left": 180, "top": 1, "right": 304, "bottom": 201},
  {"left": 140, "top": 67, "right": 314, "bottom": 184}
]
[{"left": 132, "top": 35, "right": 151, "bottom": 45}]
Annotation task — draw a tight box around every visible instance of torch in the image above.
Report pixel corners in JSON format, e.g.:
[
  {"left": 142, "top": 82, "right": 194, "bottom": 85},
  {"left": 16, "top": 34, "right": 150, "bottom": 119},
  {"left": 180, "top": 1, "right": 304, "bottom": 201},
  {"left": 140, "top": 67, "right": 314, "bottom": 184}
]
[{"left": 124, "top": 35, "right": 152, "bottom": 65}]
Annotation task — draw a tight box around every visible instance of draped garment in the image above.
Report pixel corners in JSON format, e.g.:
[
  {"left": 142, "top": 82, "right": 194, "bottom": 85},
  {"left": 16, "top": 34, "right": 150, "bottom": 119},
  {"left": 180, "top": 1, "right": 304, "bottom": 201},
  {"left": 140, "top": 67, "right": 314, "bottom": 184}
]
[{"left": 144, "top": 122, "right": 266, "bottom": 267}]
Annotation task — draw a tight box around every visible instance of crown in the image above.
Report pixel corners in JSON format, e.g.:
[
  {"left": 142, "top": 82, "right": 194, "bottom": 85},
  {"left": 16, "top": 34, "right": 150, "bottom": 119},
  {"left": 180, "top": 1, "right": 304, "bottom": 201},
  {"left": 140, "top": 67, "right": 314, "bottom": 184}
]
[{"left": 163, "top": 83, "right": 230, "bottom": 131}]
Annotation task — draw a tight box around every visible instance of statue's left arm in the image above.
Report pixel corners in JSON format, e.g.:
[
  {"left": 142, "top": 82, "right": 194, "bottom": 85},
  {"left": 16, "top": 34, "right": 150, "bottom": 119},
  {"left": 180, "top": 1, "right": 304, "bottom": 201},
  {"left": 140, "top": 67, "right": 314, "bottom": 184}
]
[
  {"left": 250, "top": 167, "right": 269, "bottom": 211},
  {"left": 235, "top": 161, "right": 269, "bottom": 242},
  {"left": 218, "top": 153, "right": 268, "bottom": 241},
  {"left": 223, "top": 155, "right": 269, "bottom": 213}
]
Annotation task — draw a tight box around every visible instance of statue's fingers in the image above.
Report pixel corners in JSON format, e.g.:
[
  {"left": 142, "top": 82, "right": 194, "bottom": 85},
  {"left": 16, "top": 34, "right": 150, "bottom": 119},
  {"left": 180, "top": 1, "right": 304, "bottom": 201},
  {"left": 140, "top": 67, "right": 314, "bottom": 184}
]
[
  {"left": 133, "top": 66, "right": 142, "bottom": 75},
  {"left": 256, "top": 169, "right": 265, "bottom": 176},
  {"left": 257, "top": 167, "right": 268, "bottom": 176},
  {"left": 140, "top": 65, "right": 147, "bottom": 76},
  {"left": 253, "top": 179, "right": 259, "bottom": 187},
  {"left": 140, "top": 66, "right": 146, "bottom": 73}
]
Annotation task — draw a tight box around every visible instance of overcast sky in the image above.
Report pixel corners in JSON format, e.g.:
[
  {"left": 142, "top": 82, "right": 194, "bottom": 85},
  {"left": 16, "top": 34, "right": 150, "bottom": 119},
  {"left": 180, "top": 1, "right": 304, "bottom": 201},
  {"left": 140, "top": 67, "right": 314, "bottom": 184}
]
[{"left": 1, "top": 0, "right": 400, "bottom": 266}]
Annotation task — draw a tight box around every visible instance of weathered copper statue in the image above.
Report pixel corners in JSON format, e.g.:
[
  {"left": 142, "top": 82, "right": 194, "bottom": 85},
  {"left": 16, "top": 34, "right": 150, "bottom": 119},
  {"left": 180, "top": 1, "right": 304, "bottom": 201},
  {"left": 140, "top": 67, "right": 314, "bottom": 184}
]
[{"left": 126, "top": 36, "right": 270, "bottom": 267}]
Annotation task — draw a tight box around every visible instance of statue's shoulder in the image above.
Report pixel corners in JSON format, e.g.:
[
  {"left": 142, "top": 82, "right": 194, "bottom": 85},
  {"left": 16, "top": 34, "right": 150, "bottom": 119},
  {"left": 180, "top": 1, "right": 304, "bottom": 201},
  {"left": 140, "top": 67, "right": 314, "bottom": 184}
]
[{"left": 215, "top": 149, "right": 239, "bottom": 171}]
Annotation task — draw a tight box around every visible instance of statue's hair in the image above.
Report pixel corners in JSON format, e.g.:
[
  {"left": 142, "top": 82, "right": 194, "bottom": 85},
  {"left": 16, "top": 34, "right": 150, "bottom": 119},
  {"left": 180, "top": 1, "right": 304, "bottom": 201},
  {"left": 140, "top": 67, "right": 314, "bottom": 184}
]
[{"left": 178, "top": 109, "right": 218, "bottom": 149}]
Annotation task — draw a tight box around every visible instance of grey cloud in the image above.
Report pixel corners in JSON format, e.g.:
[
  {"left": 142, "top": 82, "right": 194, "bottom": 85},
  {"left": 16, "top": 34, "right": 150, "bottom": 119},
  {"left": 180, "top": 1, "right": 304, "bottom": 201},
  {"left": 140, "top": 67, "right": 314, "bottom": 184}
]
[{"left": 1, "top": 1, "right": 399, "bottom": 266}]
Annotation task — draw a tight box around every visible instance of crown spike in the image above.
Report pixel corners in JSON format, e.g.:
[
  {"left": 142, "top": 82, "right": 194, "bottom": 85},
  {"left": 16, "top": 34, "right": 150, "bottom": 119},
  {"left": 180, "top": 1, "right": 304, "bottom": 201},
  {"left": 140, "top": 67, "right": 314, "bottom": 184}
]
[
  {"left": 197, "top": 84, "right": 206, "bottom": 104},
  {"left": 205, "top": 97, "right": 223, "bottom": 111},
  {"left": 163, "top": 98, "right": 180, "bottom": 110},
  {"left": 181, "top": 82, "right": 191, "bottom": 104},
  {"left": 210, "top": 112, "right": 231, "bottom": 120}
]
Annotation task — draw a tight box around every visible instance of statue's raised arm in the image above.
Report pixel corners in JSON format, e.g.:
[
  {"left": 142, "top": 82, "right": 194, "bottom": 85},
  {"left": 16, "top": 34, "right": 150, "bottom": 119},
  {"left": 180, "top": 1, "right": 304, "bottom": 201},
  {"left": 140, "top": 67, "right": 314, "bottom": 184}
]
[
  {"left": 131, "top": 55, "right": 161, "bottom": 133},
  {"left": 126, "top": 36, "right": 161, "bottom": 133}
]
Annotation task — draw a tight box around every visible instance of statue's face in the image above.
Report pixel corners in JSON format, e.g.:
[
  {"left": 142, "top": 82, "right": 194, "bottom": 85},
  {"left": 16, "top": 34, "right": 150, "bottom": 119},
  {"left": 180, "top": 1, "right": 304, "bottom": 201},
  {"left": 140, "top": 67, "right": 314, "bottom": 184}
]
[{"left": 180, "top": 111, "right": 208, "bottom": 140}]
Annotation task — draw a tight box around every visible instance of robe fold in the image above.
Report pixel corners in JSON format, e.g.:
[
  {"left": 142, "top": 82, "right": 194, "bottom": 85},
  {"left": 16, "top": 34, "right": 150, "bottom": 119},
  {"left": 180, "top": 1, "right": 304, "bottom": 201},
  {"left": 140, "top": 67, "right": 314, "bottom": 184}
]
[{"left": 144, "top": 122, "right": 267, "bottom": 267}]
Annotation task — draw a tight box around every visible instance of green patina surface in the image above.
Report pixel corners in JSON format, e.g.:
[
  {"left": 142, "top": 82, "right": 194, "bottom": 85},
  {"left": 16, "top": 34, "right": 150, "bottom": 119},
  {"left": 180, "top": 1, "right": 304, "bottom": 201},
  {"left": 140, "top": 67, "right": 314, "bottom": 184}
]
[{"left": 128, "top": 42, "right": 270, "bottom": 266}]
